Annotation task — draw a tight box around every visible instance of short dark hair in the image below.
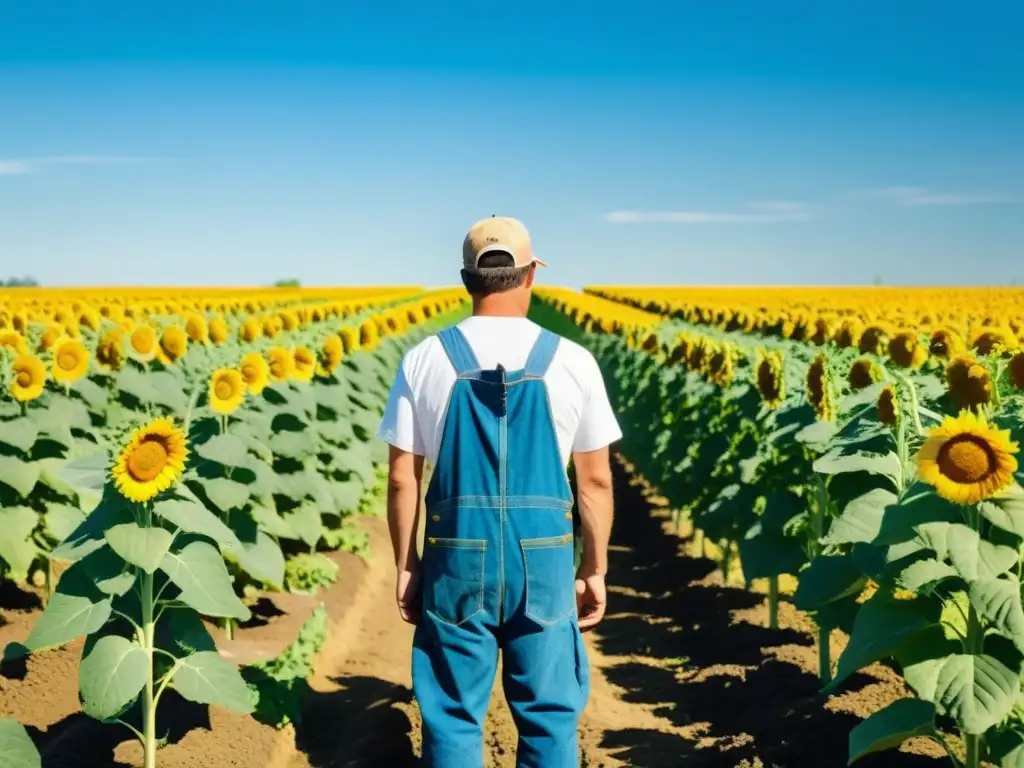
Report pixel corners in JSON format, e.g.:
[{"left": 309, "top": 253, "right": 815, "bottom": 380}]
[{"left": 460, "top": 251, "right": 532, "bottom": 295}]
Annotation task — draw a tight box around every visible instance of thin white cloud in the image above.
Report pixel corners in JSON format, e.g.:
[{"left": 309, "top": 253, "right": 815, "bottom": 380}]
[
  {"left": 606, "top": 200, "right": 813, "bottom": 224},
  {"left": 861, "top": 186, "right": 1017, "bottom": 206},
  {"left": 0, "top": 155, "right": 144, "bottom": 175}
]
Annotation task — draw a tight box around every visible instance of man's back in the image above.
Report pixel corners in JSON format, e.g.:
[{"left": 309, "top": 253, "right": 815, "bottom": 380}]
[{"left": 379, "top": 315, "right": 620, "bottom": 467}]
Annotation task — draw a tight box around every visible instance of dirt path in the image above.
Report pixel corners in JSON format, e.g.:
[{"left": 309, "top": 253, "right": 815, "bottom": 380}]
[{"left": 285, "top": 455, "right": 947, "bottom": 768}]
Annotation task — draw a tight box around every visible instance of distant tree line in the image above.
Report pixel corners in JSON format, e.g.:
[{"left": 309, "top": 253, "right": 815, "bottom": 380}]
[
  {"left": 1, "top": 276, "right": 38, "bottom": 287},
  {"left": 273, "top": 279, "right": 301, "bottom": 287}
]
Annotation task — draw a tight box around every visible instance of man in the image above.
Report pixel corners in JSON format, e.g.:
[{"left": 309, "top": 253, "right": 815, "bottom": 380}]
[{"left": 377, "top": 215, "right": 620, "bottom": 768}]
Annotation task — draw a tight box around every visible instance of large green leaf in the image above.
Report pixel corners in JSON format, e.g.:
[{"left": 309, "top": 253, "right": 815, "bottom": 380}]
[
  {"left": 0, "top": 417, "right": 39, "bottom": 452},
  {"left": 284, "top": 502, "right": 323, "bottom": 548},
  {"left": 0, "top": 506, "right": 40, "bottom": 582},
  {"left": 897, "top": 558, "right": 958, "bottom": 594},
  {"left": 154, "top": 490, "right": 243, "bottom": 554},
  {"left": 104, "top": 523, "right": 173, "bottom": 574},
  {"left": 942, "top": 523, "right": 1019, "bottom": 582},
  {"left": 42, "top": 503, "right": 86, "bottom": 544},
  {"left": 170, "top": 651, "right": 255, "bottom": 713},
  {"left": 980, "top": 486, "right": 1024, "bottom": 538},
  {"left": 0, "top": 455, "right": 41, "bottom": 498},
  {"left": 159, "top": 538, "right": 250, "bottom": 620},
  {"left": 237, "top": 530, "right": 285, "bottom": 590},
  {"left": 792, "top": 554, "right": 866, "bottom": 611},
  {"left": 197, "top": 477, "right": 251, "bottom": 513},
  {"left": 78, "top": 547, "right": 136, "bottom": 596},
  {"left": 78, "top": 634, "right": 148, "bottom": 720},
  {"left": 195, "top": 433, "right": 250, "bottom": 468},
  {"left": 825, "top": 488, "right": 897, "bottom": 545},
  {"left": 969, "top": 578, "right": 1024, "bottom": 652},
  {"left": 812, "top": 449, "right": 901, "bottom": 487},
  {"left": 987, "top": 727, "right": 1024, "bottom": 768},
  {"left": 250, "top": 503, "right": 295, "bottom": 539},
  {"left": 0, "top": 719, "right": 41, "bottom": 768},
  {"left": 51, "top": 492, "right": 135, "bottom": 563},
  {"left": 847, "top": 698, "right": 936, "bottom": 765},
  {"left": 21, "top": 564, "right": 113, "bottom": 652}
]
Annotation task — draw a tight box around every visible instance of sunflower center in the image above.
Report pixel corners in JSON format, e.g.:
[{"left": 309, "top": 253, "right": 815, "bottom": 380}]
[
  {"left": 937, "top": 436, "right": 995, "bottom": 484},
  {"left": 15, "top": 369, "right": 32, "bottom": 387},
  {"left": 58, "top": 350, "right": 79, "bottom": 371},
  {"left": 241, "top": 364, "right": 256, "bottom": 382},
  {"left": 215, "top": 379, "right": 235, "bottom": 399},
  {"left": 127, "top": 438, "right": 170, "bottom": 482}
]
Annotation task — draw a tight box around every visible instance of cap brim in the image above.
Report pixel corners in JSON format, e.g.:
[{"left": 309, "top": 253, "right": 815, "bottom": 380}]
[{"left": 474, "top": 244, "right": 547, "bottom": 268}]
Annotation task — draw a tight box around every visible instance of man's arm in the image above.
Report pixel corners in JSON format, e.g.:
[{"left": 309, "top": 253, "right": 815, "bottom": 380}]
[
  {"left": 387, "top": 445, "right": 425, "bottom": 571},
  {"left": 572, "top": 446, "right": 614, "bottom": 578}
]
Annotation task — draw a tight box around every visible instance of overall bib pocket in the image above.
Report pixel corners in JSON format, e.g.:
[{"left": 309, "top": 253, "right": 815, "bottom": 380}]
[
  {"left": 521, "top": 534, "right": 576, "bottom": 625},
  {"left": 424, "top": 537, "right": 487, "bottom": 626}
]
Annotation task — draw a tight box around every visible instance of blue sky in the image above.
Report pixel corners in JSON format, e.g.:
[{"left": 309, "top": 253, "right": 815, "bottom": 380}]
[{"left": 1, "top": 1, "right": 1022, "bottom": 288}]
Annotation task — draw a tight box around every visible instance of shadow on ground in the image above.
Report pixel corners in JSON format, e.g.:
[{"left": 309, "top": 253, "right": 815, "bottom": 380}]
[{"left": 587, "top": 456, "right": 943, "bottom": 767}]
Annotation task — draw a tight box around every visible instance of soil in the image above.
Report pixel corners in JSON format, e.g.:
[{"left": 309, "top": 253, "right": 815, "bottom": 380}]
[{"left": 2, "top": 455, "right": 953, "bottom": 767}]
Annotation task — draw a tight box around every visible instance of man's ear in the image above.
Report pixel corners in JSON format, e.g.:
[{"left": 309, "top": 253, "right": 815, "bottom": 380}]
[{"left": 525, "top": 264, "right": 536, "bottom": 288}]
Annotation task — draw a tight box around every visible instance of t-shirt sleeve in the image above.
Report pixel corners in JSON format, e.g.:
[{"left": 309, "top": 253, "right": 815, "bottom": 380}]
[
  {"left": 571, "top": 352, "right": 623, "bottom": 453},
  {"left": 377, "top": 362, "right": 425, "bottom": 456}
]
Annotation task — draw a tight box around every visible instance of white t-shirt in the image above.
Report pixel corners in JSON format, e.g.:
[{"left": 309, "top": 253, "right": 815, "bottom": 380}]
[{"left": 376, "top": 316, "right": 622, "bottom": 467}]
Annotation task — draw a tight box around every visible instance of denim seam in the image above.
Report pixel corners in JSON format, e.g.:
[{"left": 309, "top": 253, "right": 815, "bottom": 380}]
[{"left": 427, "top": 542, "right": 487, "bottom": 628}]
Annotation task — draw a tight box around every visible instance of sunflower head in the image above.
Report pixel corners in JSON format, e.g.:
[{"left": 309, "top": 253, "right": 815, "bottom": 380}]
[
  {"left": 317, "top": 336, "right": 343, "bottom": 377},
  {"left": 929, "top": 327, "right": 965, "bottom": 359},
  {"left": 339, "top": 327, "right": 360, "bottom": 354},
  {"left": 159, "top": 326, "right": 189, "bottom": 364},
  {"left": 0, "top": 329, "right": 29, "bottom": 356},
  {"left": 267, "top": 346, "right": 294, "bottom": 381},
  {"left": 756, "top": 349, "right": 784, "bottom": 407},
  {"left": 834, "top": 319, "right": 864, "bottom": 350},
  {"left": 970, "top": 326, "right": 1018, "bottom": 358},
  {"left": 916, "top": 410, "right": 1018, "bottom": 505},
  {"left": 687, "top": 338, "right": 710, "bottom": 374},
  {"left": 9, "top": 354, "right": 46, "bottom": 402},
  {"left": 239, "top": 352, "right": 270, "bottom": 395},
  {"left": 945, "top": 353, "right": 992, "bottom": 412},
  {"left": 239, "top": 317, "right": 263, "bottom": 343},
  {"left": 111, "top": 418, "right": 189, "bottom": 503},
  {"left": 359, "top": 319, "right": 380, "bottom": 351},
  {"left": 184, "top": 313, "right": 209, "bottom": 343},
  {"left": 96, "top": 328, "right": 127, "bottom": 371},
  {"left": 707, "top": 344, "right": 735, "bottom": 386},
  {"left": 51, "top": 337, "right": 90, "bottom": 384},
  {"left": 1009, "top": 351, "right": 1024, "bottom": 391},
  {"left": 37, "top": 323, "right": 65, "bottom": 353},
  {"left": 848, "top": 358, "right": 884, "bottom": 390},
  {"left": 667, "top": 336, "right": 690, "bottom": 366},
  {"left": 130, "top": 324, "right": 159, "bottom": 362},
  {"left": 887, "top": 331, "right": 928, "bottom": 369},
  {"left": 292, "top": 346, "right": 316, "bottom": 382},
  {"left": 858, "top": 325, "right": 890, "bottom": 356},
  {"left": 810, "top": 317, "right": 834, "bottom": 346},
  {"left": 877, "top": 384, "right": 899, "bottom": 428},
  {"left": 208, "top": 316, "right": 230, "bottom": 345},
  {"left": 209, "top": 368, "right": 245, "bottom": 415},
  {"left": 262, "top": 316, "right": 281, "bottom": 339},
  {"left": 806, "top": 353, "right": 835, "bottom": 421}
]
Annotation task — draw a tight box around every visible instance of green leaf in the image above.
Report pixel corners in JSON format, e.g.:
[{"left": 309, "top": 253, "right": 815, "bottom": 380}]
[
  {"left": 48, "top": 451, "right": 108, "bottom": 495},
  {"left": 78, "top": 547, "right": 136, "bottom": 596},
  {"left": 792, "top": 554, "right": 866, "bottom": 611},
  {"left": 826, "top": 488, "right": 897, "bottom": 545},
  {"left": 22, "top": 564, "right": 113, "bottom": 652},
  {"left": 42, "top": 503, "right": 86, "bottom": 543},
  {"left": 159, "top": 538, "right": 251, "bottom": 621},
  {"left": 104, "top": 523, "right": 173, "bottom": 574},
  {"left": 0, "top": 455, "right": 41, "bottom": 498},
  {"left": 195, "top": 433, "right": 250, "bottom": 468},
  {"left": 51, "top": 491, "right": 135, "bottom": 563},
  {"left": 847, "top": 698, "right": 936, "bottom": 765},
  {"left": 284, "top": 502, "right": 323, "bottom": 549},
  {"left": 980, "top": 485, "right": 1024, "bottom": 538},
  {"left": 969, "top": 578, "right": 1024, "bottom": 652},
  {"left": 0, "top": 718, "right": 41, "bottom": 768},
  {"left": 898, "top": 559, "right": 958, "bottom": 594},
  {"left": 198, "top": 477, "right": 251, "bottom": 512},
  {"left": 939, "top": 523, "right": 1019, "bottom": 582},
  {"left": 250, "top": 504, "right": 294, "bottom": 539},
  {"left": 0, "top": 417, "right": 39, "bottom": 452},
  {"left": 0, "top": 506, "right": 39, "bottom": 582},
  {"left": 78, "top": 634, "right": 148, "bottom": 720},
  {"left": 237, "top": 531, "right": 285, "bottom": 590},
  {"left": 154, "top": 490, "right": 244, "bottom": 555},
  {"left": 987, "top": 727, "right": 1024, "bottom": 768},
  {"left": 170, "top": 651, "right": 255, "bottom": 713},
  {"left": 163, "top": 607, "right": 218, "bottom": 654},
  {"left": 812, "top": 449, "right": 900, "bottom": 486},
  {"left": 269, "top": 429, "right": 316, "bottom": 460}
]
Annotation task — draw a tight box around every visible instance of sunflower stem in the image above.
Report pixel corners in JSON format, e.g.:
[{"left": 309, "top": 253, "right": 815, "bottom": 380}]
[
  {"left": 140, "top": 503, "right": 158, "bottom": 768},
  {"left": 899, "top": 372, "right": 925, "bottom": 437}
]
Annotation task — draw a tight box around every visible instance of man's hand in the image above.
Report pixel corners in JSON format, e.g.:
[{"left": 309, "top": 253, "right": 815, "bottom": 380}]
[
  {"left": 396, "top": 566, "right": 421, "bottom": 625},
  {"left": 576, "top": 571, "right": 606, "bottom": 631}
]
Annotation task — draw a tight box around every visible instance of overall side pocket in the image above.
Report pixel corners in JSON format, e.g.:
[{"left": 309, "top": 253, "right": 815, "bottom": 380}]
[
  {"left": 521, "top": 533, "right": 576, "bottom": 626},
  {"left": 424, "top": 537, "right": 487, "bottom": 626}
]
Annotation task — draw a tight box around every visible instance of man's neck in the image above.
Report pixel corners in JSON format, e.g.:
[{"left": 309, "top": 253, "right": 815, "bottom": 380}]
[{"left": 471, "top": 296, "right": 526, "bottom": 318}]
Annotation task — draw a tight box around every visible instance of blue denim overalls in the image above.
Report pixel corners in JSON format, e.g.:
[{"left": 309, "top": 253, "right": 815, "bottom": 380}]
[{"left": 412, "top": 325, "right": 590, "bottom": 768}]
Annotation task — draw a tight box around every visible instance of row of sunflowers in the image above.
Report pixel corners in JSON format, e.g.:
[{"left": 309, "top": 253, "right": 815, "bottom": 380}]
[
  {"left": 0, "top": 286, "right": 468, "bottom": 767},
  {"left": 534, "top": 286, "right": 1024, "bottom": 768}
]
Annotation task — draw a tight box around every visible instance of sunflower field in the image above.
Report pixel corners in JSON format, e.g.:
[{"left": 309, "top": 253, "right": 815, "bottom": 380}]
[
  {"left": 0, "top": 285, "right": 468, "bottom": 767},
  {"left": 533, "top": 285, "right": 1024, "bottom": 768}
]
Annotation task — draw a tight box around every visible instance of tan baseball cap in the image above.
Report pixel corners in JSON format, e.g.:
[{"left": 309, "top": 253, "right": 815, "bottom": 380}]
[{"left": 462, "top": 216, "right": 548, "bottom": 271}]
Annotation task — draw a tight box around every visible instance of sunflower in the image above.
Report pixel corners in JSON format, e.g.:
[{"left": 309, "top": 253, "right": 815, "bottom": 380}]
[
  {"left": 916, "top": 411, "right": 1018, "bottom": 505},
  {"left": 239, "top": 317, "right": 263, "bottom": 343},
  {"left": 37, "top": 323, "right": 65, "bottom": 353},
  {"left": 51, "top": 337, "right": 90, "bottom": 384},
  {"left": 1010, "top": 351, "right": 1024, "bottom": 391},
  {"left": 806, "top": 354, "right": 835, "bottom": 421},
  {"left": 970, "top": 326, "right": 1017, "bottom": 357},
  {"left": 887, "top": 331, "right": 928, "bottom": 369},
  {"left": 848, "top": 358, "right": 883, "bottom": 390},
  {"left": 207, "top": 316, "right": 229, "bottom": 345},
  {"left": 292, "top": 346, "right": 316, "bottom": 382},
  {"left": 9, "top": 354, "right": 46, "bottom": 402},
  {"left": 0, "top": 329, "right": 28, "bottom": 356},
  {"left": 756, "top": 349, "right": 784, "bottom": 407},
  {"left": 262, "top": 316, "right": 280, "bottom": 338},
  {"left": 95, "top": 328, "right": 127, "bottom": 371},
  {"left": 858, "top": 325, "right": 890, "bottom": 356},
  {"left": 667, "top": 336, "right": 690, "bottom": 366},
  {"left": 130, "top": 324, "right": 159, "bottom": 362},
  {"left": 339, "top": 326, "right": 360, "bottom": 354},
  {"left": 945, "top": 353, "right": 991, "bottom": 412},
  {"left": 111, "top": 418, "right": 189, "bottom": 503},
  {"left": 209, "top": 368, "right": 245, "bottom": 415},
  {"left": 707, "top": 344, "right": 735, "bottom": 387},
  {"left": 834, "top": 319, "right": 863, "bottom": 350},
  {"left": 267, "top": 346, "right": 294, "bottom": 381},
  {"left": 810, "top": 317, "right": 835, "bottom": 346},
  {"left": 359, "top": 319, "right": 379, "bottom": 351},
  {"left": 687, "top": 338, "right": 710, "bottom": 374},
  {"left": 929, "top": 327, "right": 964, "bottom": 359},
  {"left": 184, "top": 313, "right": 209, "bottom": 343},
  {"left": 317, "top": 336, "right": 343, "bottom": 377},
  {"left": 158, "top": 326, "right": 189, "bottom": 364},
  {"left": 240, "top": 352, "right": 270, "bottom": 395},
  {"left": 877, "top": 385, "right": 899, "bottom": 428}
]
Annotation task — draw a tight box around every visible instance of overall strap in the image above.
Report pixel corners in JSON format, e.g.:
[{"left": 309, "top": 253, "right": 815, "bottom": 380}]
[
  {"left": 436, "top": 326, "right": 480, "bottom": 375},
  {"left": 523, "top": 328, "right": 561, "bottom": 377}
]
